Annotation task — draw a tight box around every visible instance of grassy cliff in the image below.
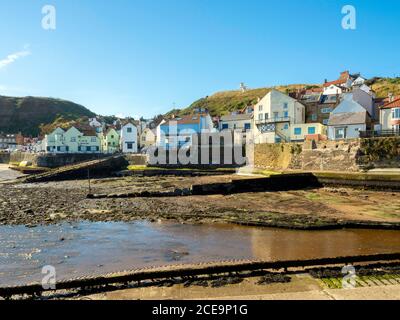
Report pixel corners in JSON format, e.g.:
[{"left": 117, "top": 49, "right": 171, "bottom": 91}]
[
  {"left": 167, "top": 84, "right": 315, "bottom": 117},
  {"left": 0, "top": 96, "right": 96, "bottom": 136},
  {"left": 168, "top": 77, "right": 400, "bottom": 118}
]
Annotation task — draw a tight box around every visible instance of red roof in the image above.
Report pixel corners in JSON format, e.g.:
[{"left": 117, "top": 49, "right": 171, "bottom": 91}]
[
  {"left": 323, "top": 71, "right": 350, "bottom": 87},
  {"left": 383, "top": 95, "right": 400, "bottom": 103},
  {"left": 323, "top": 79, "right": 347, "bottom": 88},
  {"left": 381, "top": 98, "right": 400, "bottom": 109}
]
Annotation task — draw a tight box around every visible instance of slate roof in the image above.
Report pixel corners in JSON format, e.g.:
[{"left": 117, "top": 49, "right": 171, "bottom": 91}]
[
  {"left": 328, "top": 112, "right": 368, "bottom": 126},
  {"left": 328, "top": 97, "right": 370, "bottom": 126},
  {"left": 220, "top": 113, "right": 253, "bottom": 122}
]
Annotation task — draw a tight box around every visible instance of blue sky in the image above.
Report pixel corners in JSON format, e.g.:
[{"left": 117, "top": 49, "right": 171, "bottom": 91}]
[{"left": 0, "top": 0, "right": 399, "bottom": 118}]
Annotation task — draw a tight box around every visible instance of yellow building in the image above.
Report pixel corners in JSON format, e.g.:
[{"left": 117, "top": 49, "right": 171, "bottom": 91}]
[{"left": 290, "top": 123, "right": 327, "bottom": 142}]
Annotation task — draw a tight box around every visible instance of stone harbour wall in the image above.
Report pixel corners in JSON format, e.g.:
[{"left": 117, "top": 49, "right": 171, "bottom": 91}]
[
  {"left": 254, "top": 137, "right": 400, "bottom": 172},
  {"left": 9, "top": 152, "right": 108, "bottom": 168},
  {"left": 0, "top": 152, "right": 10, "bottom": 164}
]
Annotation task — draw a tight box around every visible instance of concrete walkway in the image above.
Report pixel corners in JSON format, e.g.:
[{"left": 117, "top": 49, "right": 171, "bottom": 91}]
[
  {"left": 0, "top": 164, "right": 24, "bottom": 182},
  {"left": 82, "top": 274, "right": 400, "bottom": 300}
]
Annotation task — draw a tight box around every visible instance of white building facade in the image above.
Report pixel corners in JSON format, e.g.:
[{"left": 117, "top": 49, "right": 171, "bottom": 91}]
[
  {"left": 120, "top": 122, "right": 138, "bottom": 153},
  {"left": 253, "top": 89, "right": 305, "bottom": 143}
]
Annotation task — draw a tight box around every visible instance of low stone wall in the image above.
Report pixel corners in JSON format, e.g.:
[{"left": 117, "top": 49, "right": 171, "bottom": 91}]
[
  {"left": 9, "top": 152, "right": 108, "bottom": 168},
  {"left": 124, "top": 154, "right": 148, "bottom": 166},
  {"left": 9, "top": 152, "right": 38, "bottom": 165},
  {"left": 254, "top": 137, "right": 400, "bottom": 172},
  {"left": 0, "top": 153, "right": 10, "bottom": 164}
]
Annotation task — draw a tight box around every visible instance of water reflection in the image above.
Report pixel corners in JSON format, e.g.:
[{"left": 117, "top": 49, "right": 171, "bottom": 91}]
[{"left": 1, "top": 221, "right": 400, "bottom": 286}]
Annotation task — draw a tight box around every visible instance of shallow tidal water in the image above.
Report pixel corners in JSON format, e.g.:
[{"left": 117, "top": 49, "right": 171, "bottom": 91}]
[{"left": 1, "top": 221, "right": 400, "bottom": 286}]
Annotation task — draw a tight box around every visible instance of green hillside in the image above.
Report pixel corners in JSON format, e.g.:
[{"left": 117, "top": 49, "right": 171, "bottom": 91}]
[
  {"left": 167, "top": 84, "right": 316, "bottom": 117},
  {"left": 167, "top": 78, "right": 400, "bottom": 118},
  {"left": 0, "top": 96, "right": 96, "bottom": 136},
  {"left": 367, "top": 77, "right": 400, "bottom": 98}
]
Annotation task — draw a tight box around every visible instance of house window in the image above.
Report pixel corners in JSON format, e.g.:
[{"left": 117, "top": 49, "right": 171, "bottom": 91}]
[
  {"left": 71, "top": 137, "right": 76, "bottom": 142},
  {"left": 308, "top": 127, "right": 316, "bottom": 135},
  {"left": 284, "top": 111, "right": 289, "bottom": 118},
  {"left": 273, "top": 112, "right": 279, "bottom": 119},
  {"left": 91, "top": 137, "right": 97, "bottom": 142},
  {"left": 311, "top": 114, "right": 317, "bottom": 121},
  {"left": 127, "top": 143, "right": 133, "bottom": 149},
  {"left": 392, "top": 108, "right": 400, "bottom": 120},
  {"left": 78, "top": 146, "right": 81, "bottom": 152},
  {"left": 111, "top": 135, "right": 114, "bottom": 139},
  {"left": 233, "top": 124, "right": 237, "bottom": 129},
  {"left": 335, "top": 127, "right": 346, "bottom": 139},
  {"left": 321, "top": 108, "right": 333, "bottom": 114},
  {"left": 323, "top": 119, "right": 329, "bottom": 125},
  {"left": 294, "top": 128, "right": 302, "bottom": 135},
  {"left": 244, "top": 123, "right": 251, "bottom": 130},
  {"left": 265, "top": 113, "right": 269, "bottom": 120},
  {"left": 283, "top": 124, "right": 289, "bottom": 130},
  {"left": 283, "top": 103, "right": 288, "bottom": 109},
  {"left": 259, "top": 105, "right": 263, "bottom": 111},
  {"left": 222, "top": 123, "right": 228, "bottom": 129},
  {"left": 127, "top": 128, "right": 132, "bottom": 133},
  {"left": 258, "top": 114, "right": 263, "bottom": 121},
  {"left": 394, "top": 124, "right": 400, "bottom": 131}
]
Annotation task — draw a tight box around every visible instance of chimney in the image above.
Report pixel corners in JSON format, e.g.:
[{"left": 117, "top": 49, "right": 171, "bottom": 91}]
[
  {"left": 324, "top": 79, "right": 327, "bottom": 84},
  {"left": 389, "top": 93, "right": 394, "bottom": 103}
]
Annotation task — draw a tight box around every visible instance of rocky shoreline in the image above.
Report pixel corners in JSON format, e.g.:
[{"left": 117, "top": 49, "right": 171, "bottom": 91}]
[{"left": 1, "top": 173, "right": 400, "bottom": 229}]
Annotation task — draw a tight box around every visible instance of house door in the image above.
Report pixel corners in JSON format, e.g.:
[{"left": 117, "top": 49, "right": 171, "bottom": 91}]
[{"left": 335, "top": 127, "right": 346, "bottom": 139}]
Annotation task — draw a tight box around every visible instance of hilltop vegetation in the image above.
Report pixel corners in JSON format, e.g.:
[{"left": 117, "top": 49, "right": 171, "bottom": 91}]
[
  {"left": 167, "top": 78, "right": 400, "bottom": 118},
  {"left": 0, "top": 96, "right": 96, "bottom": 136},
  {"left": 367, "top": 77, "right": 400, "bottom": 98},
  {"left": 167, "top": 84, "right": 314, "bottom": 117}
]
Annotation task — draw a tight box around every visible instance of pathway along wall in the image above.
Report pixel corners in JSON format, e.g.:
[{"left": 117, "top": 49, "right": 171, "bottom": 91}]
[{"left": 254, "top": 137, "right": 400, "bottom": 172}]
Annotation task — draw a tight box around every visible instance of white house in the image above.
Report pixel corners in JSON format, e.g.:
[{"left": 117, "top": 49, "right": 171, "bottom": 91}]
[
  {"left": 380, "top": 97, "right": 400, "bottom": 131},
  {"left": 120, "top": 122, "right": 138, "bottom": 153},
  {"left": 352, "top": 76, "right": 367, "bottom": 87},
  {"left": 253, "top": 89, "right": 305, "bottom": 143},
  {"left": 89, "top": 117, "right": 103, "bottom": 133},
  {"left": 43, "top": 126, "right": 101, "bottom": 153},
  {"left": 327, "top": 99, "right": 372, "bottom": 140},
  {"left": 323, "top": 84, "right": 343, "bottom": 95},
  {"left": 219, "top": 113, "right": 253, "bottom": 131},
  {"left": 140, "top": 127, "right": 157, "bottom": 149}
]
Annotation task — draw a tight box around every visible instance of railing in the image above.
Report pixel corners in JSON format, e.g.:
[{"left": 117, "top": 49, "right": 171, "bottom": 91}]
[
  {"left": 255, "top": 116, "right": 291, "bottom": 125},
  {"left": 275, "top": 130, "right": 290, "bottom": 143},
  {"left": 359, "top": 130, "right": 400, "bottom": 138}
]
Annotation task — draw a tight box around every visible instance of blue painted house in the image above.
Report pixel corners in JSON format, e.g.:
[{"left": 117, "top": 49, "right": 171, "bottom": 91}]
[{"left": 157, "top": 110, "right": 214, "bottom": 149}]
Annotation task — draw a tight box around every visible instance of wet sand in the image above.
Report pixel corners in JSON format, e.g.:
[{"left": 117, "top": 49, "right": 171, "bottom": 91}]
[
  {"left": 2, "top": 221, "right": 400, "bottom": 287},
  {"left": 0, "top": 175, "right": 399, "bottom": 228}
]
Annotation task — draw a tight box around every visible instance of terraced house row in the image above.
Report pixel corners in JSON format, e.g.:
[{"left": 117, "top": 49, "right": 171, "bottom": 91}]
[
  {"left": 24, "top": 70, "right": 400, "bottom": 154},
  {"left": 42, "top": 121, "right": 138, "bottom": 154},
  {"left": 219, "top": 71, "right": 399, "bottom": 143}
]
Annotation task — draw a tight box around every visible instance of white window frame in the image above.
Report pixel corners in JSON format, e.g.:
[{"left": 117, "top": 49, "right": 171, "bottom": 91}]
[{"left": 392, "top": 108, "right": 400, "bottom": 120}]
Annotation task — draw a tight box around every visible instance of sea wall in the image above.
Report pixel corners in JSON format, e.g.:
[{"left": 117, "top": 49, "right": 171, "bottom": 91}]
[
  {"left": 9, "top": 152, "right": 108, "bottom": 168},
  {"left": 0, "top": 152, "right": 10, "bottom": 164},
  {"left": 254, "top": 137, "right": 400, "bottom": 172},
  {"left": 124, "top": 154, "right": 148, "bottom": 166}
]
